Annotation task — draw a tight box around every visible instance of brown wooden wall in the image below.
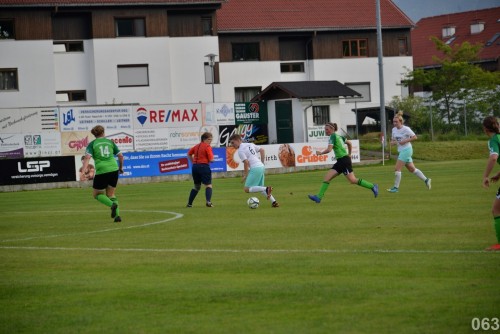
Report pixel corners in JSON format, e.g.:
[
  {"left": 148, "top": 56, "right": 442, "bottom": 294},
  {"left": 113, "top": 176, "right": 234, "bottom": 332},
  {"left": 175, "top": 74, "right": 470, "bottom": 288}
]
[
  {"left": 168, "top": 12, "right": 215, "bottom": 37},
  {"left": 0, "top": 10, "right": 52, "bottom": 40},
  {"left": 92, "top": 9, "right": 168, "bottom": 38},
  {"left": 219, "top": 29, "right": 412, "bottom": 62}
]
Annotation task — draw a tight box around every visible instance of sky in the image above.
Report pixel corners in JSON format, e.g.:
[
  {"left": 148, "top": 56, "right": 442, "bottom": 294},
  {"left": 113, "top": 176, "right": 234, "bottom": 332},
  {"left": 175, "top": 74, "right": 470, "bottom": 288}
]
[{"left": 392, "top": 0, "right": 500, "bottom": 22}]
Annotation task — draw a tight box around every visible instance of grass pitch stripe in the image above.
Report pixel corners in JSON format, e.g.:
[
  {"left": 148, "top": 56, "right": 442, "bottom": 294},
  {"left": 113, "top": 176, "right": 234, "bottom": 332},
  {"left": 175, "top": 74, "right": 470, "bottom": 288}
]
[
  {"left": 0, "top": 210, "right": 183, "bottom": 243},
  {"left": 0, "top": 246, "right": 491, "bottom": 254}
]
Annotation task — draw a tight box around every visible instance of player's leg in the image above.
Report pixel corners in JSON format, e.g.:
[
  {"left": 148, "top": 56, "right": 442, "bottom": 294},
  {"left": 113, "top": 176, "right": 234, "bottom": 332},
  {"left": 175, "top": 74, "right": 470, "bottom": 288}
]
[
  {"left": 187, "top": 165, "right": 201, "bottom": 207},
  {"left": 93, "top": 173, "right": 114, "bottom": 208},
  {"left": 106, "top": 171, "right": 120, "bottom": 221},
  {"left": 202, "top": 166, "right": 213, "bottom": 207},
  {"left": 245, "top": 167, "right": 267, "bottom": 194},
  {"left": 346, "top": 172, "right": 378, "bottom": 198},
  {"left": 486, "top": 190, "right": 500, "bottom": 250},
  {"left": 407, "top": 162, "right": 431, "bottom": 189},
  {"left": 308, "top": 168, "right": 339, "bottom": 203},
  {"left": 388, "top": 158, "right": 405, "bottom": 192}
]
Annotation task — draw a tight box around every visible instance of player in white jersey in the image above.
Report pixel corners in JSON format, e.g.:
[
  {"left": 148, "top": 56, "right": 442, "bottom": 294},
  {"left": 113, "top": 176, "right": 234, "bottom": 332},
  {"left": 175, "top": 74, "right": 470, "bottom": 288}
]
[
  {"left": 229, "top": 134, "right": 279, "bottom": 207},
  {"left": 388, "top": 111, "right": 431, "bottom": 193}
]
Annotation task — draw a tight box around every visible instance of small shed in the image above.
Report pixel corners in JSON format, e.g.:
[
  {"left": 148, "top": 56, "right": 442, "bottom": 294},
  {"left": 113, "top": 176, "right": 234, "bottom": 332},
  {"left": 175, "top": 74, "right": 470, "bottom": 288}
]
[{"left": 252, "top": 81, "right": 361, "bottom": 143}]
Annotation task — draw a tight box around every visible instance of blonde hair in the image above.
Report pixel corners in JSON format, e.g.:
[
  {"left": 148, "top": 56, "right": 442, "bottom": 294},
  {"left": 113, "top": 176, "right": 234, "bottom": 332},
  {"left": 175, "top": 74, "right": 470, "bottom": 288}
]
[{"left": 394, "top": 111, "right": 404, "bottom": 124}]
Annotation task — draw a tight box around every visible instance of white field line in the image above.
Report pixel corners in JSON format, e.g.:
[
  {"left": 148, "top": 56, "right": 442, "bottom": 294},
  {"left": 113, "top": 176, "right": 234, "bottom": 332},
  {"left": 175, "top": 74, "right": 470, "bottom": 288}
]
[
  {"left": 0, "top": 246, "right": 492, "bottom": 254},
  {"left": 0, "top": 210, "right": 183, "bottom": 243}
]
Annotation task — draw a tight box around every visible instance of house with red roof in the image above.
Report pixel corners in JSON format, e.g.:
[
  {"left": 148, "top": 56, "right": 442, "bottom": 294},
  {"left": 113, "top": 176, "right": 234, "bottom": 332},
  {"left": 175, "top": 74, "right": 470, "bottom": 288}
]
[
  {"left": 411, "top": 7, "right": 500, "bottom": 71},
  {"left": 0, "top": 0, "right": 414, "bottom": 142}
]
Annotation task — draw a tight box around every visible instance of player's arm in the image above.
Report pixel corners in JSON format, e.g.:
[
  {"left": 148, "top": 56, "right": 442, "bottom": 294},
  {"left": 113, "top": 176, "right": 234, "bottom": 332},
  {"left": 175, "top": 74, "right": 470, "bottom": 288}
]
[
  {"left": 345, "top": 140, "right": 352, "bottom": 155},
  {"left": 117, "top": 152, "right": 124, "bottom": 174},
  {"left": 484, "top": 152, "right": 499, "bottom": 187},
  {"left": 259, "top": 147, "right": 265, "bottom": 162},
  {"left": 207, "top": 146, "right": 214, "bottom": 163},
  {"left": 81, "top": 154, "right": 92, "bottom": 179},
  {"left": 316, "top": 144, "right": 333, "bottom": 155},
  {"left": 242, "top": 159, "right": 249, "bottom": 183},
  {"left": 401, "top": 134, "right": 418, "bottom": 145}
]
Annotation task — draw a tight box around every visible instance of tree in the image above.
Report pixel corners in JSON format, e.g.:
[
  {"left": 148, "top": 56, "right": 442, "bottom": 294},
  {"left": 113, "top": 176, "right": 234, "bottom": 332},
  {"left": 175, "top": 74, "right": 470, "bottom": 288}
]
[{"left": 405, "top": 37, "right": 500, "bottom": 132}]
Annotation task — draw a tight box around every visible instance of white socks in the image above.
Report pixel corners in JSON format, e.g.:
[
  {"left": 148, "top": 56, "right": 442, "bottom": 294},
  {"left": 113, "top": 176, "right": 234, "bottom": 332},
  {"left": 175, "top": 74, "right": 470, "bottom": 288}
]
[
  {"left": 394, "top": 171, "right": 402, "bottom": 188},
  {"left": 413, "top": 169, "right": 427, "bottom": 181}
]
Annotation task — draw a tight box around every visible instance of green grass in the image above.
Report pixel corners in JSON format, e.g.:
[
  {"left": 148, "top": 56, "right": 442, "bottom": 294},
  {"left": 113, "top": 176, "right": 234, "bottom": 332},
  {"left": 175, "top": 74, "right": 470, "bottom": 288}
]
[
  {"left": 361, "top": 140, "right": 488, "bottom": 161},
  {"left": 1, "top": 160, "right": 499, "bottom": 333}
]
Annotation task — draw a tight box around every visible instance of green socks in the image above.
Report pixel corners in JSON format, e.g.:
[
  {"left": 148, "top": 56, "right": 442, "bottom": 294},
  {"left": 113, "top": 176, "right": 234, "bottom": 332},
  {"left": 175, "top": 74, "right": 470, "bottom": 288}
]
[
  {"left": 96, "top": 194, "right": 113, "bottom": 207},
  {"left": 110, "top": 197, "right": 120, "bottom": 217},
  {"left": 494, "top": 216, "right": 500, "bottom": 243},
  {"left": 357, "top": 178, "right": 374, "bottom": 190},
  {"left": 318, "top": 182, "right": 330, "bottom": 199}
]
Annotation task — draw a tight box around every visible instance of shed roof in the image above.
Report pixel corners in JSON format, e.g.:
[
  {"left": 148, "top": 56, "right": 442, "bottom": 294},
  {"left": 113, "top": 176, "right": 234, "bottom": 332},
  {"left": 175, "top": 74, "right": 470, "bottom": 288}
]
[{"left": 251, "top": 81, "right": 361, "bottom": 102}]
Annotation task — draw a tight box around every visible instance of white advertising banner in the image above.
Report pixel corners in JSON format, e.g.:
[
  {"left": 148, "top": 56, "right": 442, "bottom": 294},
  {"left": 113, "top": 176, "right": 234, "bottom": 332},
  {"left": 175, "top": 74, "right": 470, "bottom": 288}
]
[
  {"left": 168, "top": 127, "right": 201, "bottom": 150},
  {"left": 0, "top": 108, "right": 59, "bottom": 133},
  {"left": 59, "top": 106, "right": 132, "bottom": 132},
  {"left": 106, "top": 131, "right": 135, "bottom": 152},
  {"left": 307, "top": 126, "right": 330, "bottom": 142},
  {"left": 134, "top": 128, "right": 169, "bottom": 151},
  {"left": 0, "top": 132, "right": 61, "bottom": 158},
  {"left": 226, "top": 141, "right": 360, "bottom": 171}
]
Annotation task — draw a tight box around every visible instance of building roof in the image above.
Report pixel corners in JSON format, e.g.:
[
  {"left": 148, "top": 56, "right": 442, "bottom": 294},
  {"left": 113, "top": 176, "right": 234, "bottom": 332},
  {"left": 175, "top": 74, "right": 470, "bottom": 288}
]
[
  {"left": 251, "top": 81, "right": 361, "bottom": 102},
  {"left": 0, "top": 0, "right": 224, "bottom": 7},
  {"left": 412, "top": 7, "right": 500, "bottom": 68},
  {"left": 218, "top": 0, "right": 413, "bottom": 33}
]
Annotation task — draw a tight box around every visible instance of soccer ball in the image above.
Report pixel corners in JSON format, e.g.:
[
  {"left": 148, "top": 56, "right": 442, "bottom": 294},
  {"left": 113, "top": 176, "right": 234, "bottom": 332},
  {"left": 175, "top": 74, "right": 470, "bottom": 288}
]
[{"left": 247, "top": 197, "right": 260, "bottom": 209}]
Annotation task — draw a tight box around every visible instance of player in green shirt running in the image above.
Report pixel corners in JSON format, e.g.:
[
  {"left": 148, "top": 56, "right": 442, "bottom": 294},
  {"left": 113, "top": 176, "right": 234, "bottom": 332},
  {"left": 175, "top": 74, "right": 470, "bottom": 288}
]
[
  {"left": 81, "top": 125, "right": 124, "bottom": 222},
  {"left": 481, "top": 116, "right": 500, "bottom": 251},
  {"left": 308, "top": 122, "right": 378, "bottom": 203}
]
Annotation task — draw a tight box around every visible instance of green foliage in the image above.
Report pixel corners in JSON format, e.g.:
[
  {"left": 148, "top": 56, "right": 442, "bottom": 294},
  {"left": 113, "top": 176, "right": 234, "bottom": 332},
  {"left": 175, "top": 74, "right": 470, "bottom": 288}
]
[
  {"left": 404, "top": 37, "right": 500, "bottom": 132},
  {"left": 0, "top": 160, "right": 498, "bottom": 333}
]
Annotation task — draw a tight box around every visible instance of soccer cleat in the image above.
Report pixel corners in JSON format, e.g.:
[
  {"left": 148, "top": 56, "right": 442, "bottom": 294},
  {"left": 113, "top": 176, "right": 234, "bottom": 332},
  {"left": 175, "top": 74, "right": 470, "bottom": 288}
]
[
  {"left": 272, "top": 201, "right": 280, "bottom": 208},
  {"left": 110, "top": 203, "right": 118, "bottom": 218},
  {"left": 425, "top": 178, "right": 432, "bottom": 190},
  {"left": 186, "top": 204, "right": 193, "bottom": 208},
  {"left": 372, "top": 184, "right": 379, "bottom": 198},
  {"left": 266, "top": 186, "right": 273, "bottom": 200},
  {"left": 206, "top": 202, "right": 214, "bottom": 207},
  {"left": 308, "top": 194, "right": 321, "bottom": 203},
  {"left": 387, "top": 187, "right": 399, "bottom": 193},
  {"left": 485, "top": 243, "right": 500, "bottom": 251},
  {"left": 114, "top": 216, "right": 122, "bottom": 223}
]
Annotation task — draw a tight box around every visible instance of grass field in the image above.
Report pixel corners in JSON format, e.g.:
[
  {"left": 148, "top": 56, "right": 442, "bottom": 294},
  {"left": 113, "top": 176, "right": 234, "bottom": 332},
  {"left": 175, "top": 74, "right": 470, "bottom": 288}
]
[{"left": 1, "top": 159, "right": 499, "bottom": 333}]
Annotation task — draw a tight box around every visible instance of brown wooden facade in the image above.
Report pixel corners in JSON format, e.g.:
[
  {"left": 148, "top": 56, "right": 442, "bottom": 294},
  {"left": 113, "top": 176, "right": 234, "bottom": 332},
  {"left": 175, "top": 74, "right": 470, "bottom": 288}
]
[
  {"left": 0, "top": 6, "right": 218, "bottom": 40},
  {"left": 218, "top": 29, "right": 412, "bottom": 62}
]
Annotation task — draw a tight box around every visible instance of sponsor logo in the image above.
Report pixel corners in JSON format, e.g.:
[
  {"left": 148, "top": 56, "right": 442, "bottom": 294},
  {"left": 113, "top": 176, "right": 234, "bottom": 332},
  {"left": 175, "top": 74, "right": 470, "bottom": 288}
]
[
  {"left": 68, "top": 136, "right": 89, "bottom": 151},
  {"left": 62, "top": 109, "right": 76, "bottom": 126},
  {"left": 249, "top": 103, "right": 260, "bottom": 113},
  {"left": 17, "top": 160, "right": 50, "bottom": 173},
  {"left": 217, "top": 104, "right": 233, "bottom": 118},
  {"left": 106, "top": 133, "right": 134, "bottom": 145},
  {"left": 297, "top": 145, "right": 328, "bottom": 163},
  {"left": 136, "top": 107, "right": 199, "bottom": 125}
]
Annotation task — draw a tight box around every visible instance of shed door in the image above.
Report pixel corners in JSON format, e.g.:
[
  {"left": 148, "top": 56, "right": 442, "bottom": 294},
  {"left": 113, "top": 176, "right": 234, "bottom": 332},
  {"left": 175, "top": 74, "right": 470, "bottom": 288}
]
[{"left": 275, "top": 100, "right": 294, "bottom": 144}]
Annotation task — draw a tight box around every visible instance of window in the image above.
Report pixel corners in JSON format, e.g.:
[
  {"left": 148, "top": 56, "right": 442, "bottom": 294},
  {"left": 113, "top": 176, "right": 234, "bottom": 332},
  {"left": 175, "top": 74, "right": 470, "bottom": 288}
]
[
  {"left": 201, "top": 17, "right": 212, "bottom": 36},
  {"left": 232, "top": 43, "right": 260, "bottom": 61},
  {"left": 345, "top": 82, "right": 371, "bottom": 103},
  {"left": 53, "top": 41, "right": 84, "bottom": 52},
  {"left": 442, "top": 26, "right": 455, "bottom": 38},
  {"left": 115, "top": 18, "right": 145, "bottom": 37},
  {"left": 398, "top": 38, "right": 408, "bottom": 56},
  {"left": 280, "top": 62, "right": 305, "bottom": 73},
  {"left": 312, "top": 106, "right": 330, "bottom": 126},
  {"left": 117, "top": 65, "right": 149, "bottom": 87},
  {"left": 234, "top": 87, "right": 261, "bottom": 102},
  {"left": 56, "top": 90, "right": 86, "bottom": 102},
  {"left": 470, "top": 22, "right": 485, "bottom": 34},
  {"left": 342, "top": 39, "right": 368, "bottom": 57},
  {"left": 0, "top": 19, "right": 15, "bottom": 39},
  {"left": 204, "top": 62, "right": 220, "bottom": 84},
  {"left": 0, "top": 69, "right": 18, "bottom": 91}
]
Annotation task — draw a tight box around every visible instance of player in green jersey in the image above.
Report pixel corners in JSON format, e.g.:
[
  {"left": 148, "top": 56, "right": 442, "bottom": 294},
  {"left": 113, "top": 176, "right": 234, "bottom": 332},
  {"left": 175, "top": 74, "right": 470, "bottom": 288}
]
[
  {"left": 308, "top": 122, "right": 378, "bottom": 203},
  {"left": 81, "top": 125, "right": 124, "bottom": 222},
  {"left": 481, "top": 116, "right": 500, "bottom": 251}
]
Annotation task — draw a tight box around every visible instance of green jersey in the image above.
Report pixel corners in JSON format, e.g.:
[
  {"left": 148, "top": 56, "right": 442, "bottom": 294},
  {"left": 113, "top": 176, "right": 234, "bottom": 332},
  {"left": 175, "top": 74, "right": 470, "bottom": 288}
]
[
  {"left": 85, "top": 138, "right": 120, "bottom": 175},
  {"left": 328, "top": 133, "right": 348, "bottom": 159},
  {"left": 488, "top": 134, "right": 500, "bottom": 164}
]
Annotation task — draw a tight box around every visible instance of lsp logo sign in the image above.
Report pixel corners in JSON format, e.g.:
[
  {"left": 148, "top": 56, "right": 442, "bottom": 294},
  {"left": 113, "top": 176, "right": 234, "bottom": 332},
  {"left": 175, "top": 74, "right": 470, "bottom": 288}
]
[{"left": 18, "top": 160, "right": 50, "bottom": 173}]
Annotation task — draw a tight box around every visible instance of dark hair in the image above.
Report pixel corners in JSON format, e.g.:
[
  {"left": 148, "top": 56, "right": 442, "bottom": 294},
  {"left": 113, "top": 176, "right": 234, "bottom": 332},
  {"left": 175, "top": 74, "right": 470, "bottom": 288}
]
[
  {"left": 325, "top": 122, "right": 338, "bottom": 131},
  {"left": 483, "top": 116, "right": 500, "bottom": 134},
  {"left": 91, "top": 125, "right": 105, "bottom": 137},
  {"left": 201, "top": 132, "right": 213, "bottom": 141}
]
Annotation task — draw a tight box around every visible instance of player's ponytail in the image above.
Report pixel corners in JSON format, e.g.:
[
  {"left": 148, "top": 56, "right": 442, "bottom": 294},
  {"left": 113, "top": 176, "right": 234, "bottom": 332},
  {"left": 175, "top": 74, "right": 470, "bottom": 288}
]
[
  {"left": 483, "top": 116, "right": 500, "bottom": 134},
  {"left": 326, "top": 122, "right": 338, "bottom": 131},
  {"left": 395, "top": 111, "right": 404, "bottom": 124}
]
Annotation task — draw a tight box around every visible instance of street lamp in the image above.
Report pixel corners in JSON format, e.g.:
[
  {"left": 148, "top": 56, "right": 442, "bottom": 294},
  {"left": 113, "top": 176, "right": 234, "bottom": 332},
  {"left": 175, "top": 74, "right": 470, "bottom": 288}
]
[{"left": 205, "top": 53, "right": 217, "bottom": 103}]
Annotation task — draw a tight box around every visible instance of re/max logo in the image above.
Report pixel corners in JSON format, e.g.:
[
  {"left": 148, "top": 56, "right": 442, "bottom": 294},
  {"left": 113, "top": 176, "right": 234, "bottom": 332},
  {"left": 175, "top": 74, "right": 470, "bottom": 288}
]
[{"left": 17, "top": 160, "right": 50, "bottom": 173}]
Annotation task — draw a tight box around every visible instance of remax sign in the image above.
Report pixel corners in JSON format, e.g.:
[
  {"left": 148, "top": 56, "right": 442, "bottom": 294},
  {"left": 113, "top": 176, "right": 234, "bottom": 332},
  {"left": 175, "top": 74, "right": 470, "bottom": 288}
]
[{"left": 135, "top": 104, "right": 202, "bottom": 128}]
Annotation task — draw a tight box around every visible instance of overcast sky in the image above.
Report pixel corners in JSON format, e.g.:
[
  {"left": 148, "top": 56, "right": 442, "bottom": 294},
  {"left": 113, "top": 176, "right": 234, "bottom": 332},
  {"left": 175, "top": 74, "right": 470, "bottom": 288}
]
[{"left": 392, "top": 0, "right": 500, "bottom": 22}]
